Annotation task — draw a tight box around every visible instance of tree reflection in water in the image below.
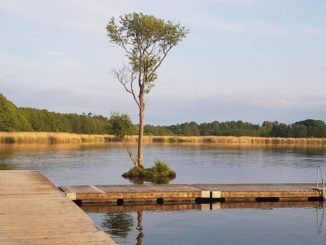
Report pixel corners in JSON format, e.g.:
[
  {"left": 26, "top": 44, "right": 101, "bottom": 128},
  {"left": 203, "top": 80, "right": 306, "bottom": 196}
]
[
  {"left": 0, "top": 151, "right": 16, "bottom": 170},
  {"left": 0, "top": 162, "right": 16, "bottom": 170},
  {"left": 102, "top": 213, "right": 134, "bottom": 238},
  {"left": 316, "top": 205, "right": 325, "bottom": 235},
  {"left": 102, "top": 211, "right": 145, "bottom": 244},
  {"left": 127, "top": 176, "right": 175, "bottom": 185},
  {"left": 136, "top": 211, "right": 144, "bottom": 245}
]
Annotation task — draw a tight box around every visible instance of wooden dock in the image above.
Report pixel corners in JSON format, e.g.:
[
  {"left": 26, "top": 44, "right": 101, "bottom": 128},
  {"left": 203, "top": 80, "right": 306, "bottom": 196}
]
[
  {"left": 0, "top": 171, "right": 115, "bottom": 245},
  {"left": 60, "top": 183, "right": 325, "bottom": 205}
]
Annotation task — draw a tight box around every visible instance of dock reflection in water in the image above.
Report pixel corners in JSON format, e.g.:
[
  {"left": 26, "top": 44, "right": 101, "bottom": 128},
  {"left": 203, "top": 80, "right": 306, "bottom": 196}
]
[
  {"left": 82, "top": 201, "right": 325, "bottom": 213},
  {"left": 86, "top": 201, "right": 325, "bottom": 245}
]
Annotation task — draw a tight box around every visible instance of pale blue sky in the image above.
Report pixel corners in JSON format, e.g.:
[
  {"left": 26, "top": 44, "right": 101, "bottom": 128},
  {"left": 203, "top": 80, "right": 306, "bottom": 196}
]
[{"left": 1, "top": 0, "right": 325, "bottom": 124}]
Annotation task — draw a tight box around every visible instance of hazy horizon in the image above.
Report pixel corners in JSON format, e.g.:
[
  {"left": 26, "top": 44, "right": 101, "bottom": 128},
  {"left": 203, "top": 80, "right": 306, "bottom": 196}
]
[{"left": 2, "top": 92, "right": 323, "bottom": 126}]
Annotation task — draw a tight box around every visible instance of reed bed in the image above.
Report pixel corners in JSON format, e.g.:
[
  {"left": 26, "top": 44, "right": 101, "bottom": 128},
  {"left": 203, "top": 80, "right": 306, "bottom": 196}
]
[
  {"left": 0, "top": 132, "right": 326, "bottom": 147},
  {"left": 124, "top": 135, "right": 326, "bottom": 146},
  {"left": 0, "top": 132, "right": 110, "bottom": 144}
]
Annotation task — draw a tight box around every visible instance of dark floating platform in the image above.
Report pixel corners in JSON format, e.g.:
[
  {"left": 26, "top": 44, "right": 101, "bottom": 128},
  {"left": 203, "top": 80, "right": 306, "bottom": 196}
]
[{"left": 59, "top": 183, "right": 326, "bottom": 206}]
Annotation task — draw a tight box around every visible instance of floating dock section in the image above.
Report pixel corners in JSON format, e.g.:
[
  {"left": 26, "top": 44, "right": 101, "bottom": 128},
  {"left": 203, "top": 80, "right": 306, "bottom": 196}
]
[
  {"left": 0, "top": 171, "right": 116, "bottom": 245},
  {"left": 60, "top": 183, "right": 325, "bottom": 206}
]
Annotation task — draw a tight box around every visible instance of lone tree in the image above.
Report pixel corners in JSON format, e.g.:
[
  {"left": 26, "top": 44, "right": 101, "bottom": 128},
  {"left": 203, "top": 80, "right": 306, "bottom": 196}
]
[{"left": 106, "top": 12, "right": 188, "bottom": 169}]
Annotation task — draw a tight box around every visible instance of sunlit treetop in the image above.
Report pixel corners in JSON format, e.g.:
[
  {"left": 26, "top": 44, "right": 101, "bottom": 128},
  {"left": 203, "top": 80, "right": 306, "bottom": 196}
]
[{"left": 106, "top": 12, "right": 188, "bottom": 96}]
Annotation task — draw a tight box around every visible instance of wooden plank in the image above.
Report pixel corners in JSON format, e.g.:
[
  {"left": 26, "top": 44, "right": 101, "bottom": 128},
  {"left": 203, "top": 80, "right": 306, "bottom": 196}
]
[
  {"left": 63, "top": 183, "right": 318, "bottom": 194},
  {"left": 0, "top": 171, "right": 115, "bottom": 245}
]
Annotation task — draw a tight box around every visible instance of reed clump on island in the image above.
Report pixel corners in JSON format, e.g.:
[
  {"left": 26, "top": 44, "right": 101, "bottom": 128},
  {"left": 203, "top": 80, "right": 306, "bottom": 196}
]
[{"left": 122, "top": 160, "right": 176, "bottom": 182}]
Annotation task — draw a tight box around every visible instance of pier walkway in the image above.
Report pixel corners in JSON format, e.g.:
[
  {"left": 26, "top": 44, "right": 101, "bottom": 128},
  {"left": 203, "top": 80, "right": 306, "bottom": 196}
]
[{"left": 0, "top": 171, "right": 115, "bottom": 245}]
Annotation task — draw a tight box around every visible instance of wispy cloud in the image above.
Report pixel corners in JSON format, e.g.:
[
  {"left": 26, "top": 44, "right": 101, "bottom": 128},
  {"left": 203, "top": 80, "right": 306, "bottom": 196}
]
[
  {"left": 301, "top": 26, "right": 324, "bottom": 36},
  {"left": 227, "top": 93, "right": 326, "bottom": 109},
  {"left": 44, "top": 51, "right": 65, "bottom": 57},
  {"left": 0, "top": 0, "right": 127, "bottom": 34},
  {"left": 211, "top": 19, "right": 284, "bottom": 34},
  {"left": 185, "top": 12, "right": 285, "bottom": 35},
  {"left": 209, "top": 0, "right": 256, "bottom": 7},
  {"left": 147, "top": 92, "right": 326, "bottom": 124},
  {"left": 155, "top": 92, "right": 326, "bottom": 110}
]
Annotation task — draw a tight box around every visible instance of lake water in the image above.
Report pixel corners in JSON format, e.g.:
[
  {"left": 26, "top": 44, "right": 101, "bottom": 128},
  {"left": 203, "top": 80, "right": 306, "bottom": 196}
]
[{"left": 1, "top": 144, "right": 326, "bottom": 244}]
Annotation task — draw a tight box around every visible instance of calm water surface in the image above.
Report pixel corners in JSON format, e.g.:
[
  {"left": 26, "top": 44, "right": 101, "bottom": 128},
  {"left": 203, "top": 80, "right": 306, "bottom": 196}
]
[{"left": 1, "top": 144, "right": 326, "bottom": 244}]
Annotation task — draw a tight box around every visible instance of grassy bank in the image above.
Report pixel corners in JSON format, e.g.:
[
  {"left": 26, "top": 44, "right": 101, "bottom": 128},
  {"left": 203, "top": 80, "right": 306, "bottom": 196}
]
[{"left": 1, "top": 132, "right": 326, "bottom": 146}]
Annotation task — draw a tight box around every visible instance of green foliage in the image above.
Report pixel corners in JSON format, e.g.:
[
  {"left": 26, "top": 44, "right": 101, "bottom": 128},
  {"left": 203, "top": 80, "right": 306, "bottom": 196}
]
[
  {"left": 183, "top": 122, "right": 200, "bottom": 136},
  {"left": 144, "top": 120, "right": 326, "bottom": 138},
  {"left": 107, "top": 12, "right": 188, "bottom": 94},
  {"left": 19, "top": 107, "right": 111, "bottom": 134},
  {"left": 127, "top": 166, "right": 139, "bottom": 176},
  {"left": 0, "top": 94, "right": 32, "bottom": 131},
  {"left": 259, "top": 121, "right": 277, "bottom": 137},
  {"left": 289, "top": 124, "right": 307, "bottom": 138},
  {"left": 0, "top": 93, "right": 134, "bottom": 135},
  {"left": 109, "top": 112, "right": 134, "bottom": 138},
  {"left": 144, "top": 125, "right": 173, "bottom": 136},
  {"left": 122, "top": 160, "right": 176, "bottom": 183},
  {"left": 294, "top": 119, "right": 326, "bottom": 137},
  {"left": 270, "top": 123, "right": 290, "bottom": 137},
  {"left": 150, "top": 160, "right": 174, "bottom": 176}
]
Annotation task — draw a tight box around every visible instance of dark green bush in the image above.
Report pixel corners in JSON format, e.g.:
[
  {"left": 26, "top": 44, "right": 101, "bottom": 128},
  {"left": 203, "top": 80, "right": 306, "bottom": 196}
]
[{"left": 122, "top": 160, "right": 176, "bottom": 183}]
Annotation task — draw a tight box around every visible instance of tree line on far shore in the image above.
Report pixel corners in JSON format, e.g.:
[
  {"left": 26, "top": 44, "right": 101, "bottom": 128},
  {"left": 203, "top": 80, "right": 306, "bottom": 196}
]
[
  {"left": 145, "top": 120, "right": 326, "bottom": 138},
  {"left": 1, "top": 93, "right": 326, "bottom": 138},
  {"left": 0, "top": 93, "right": 130, "bottom": 135}
]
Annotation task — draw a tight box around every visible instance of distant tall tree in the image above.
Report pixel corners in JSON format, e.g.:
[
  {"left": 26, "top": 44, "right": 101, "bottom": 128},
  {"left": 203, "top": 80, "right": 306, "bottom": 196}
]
[
  {"left": 107, "top": 12, "right": 188, "bottom": 168},
  {"left": 109, "top": 112, "right": 134, "bottom": 138}
]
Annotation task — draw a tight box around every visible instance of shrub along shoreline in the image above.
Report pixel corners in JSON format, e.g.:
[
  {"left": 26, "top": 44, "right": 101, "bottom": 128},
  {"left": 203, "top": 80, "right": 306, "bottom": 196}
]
[{"left": 0, "top": 132, "right": 326, "bottom": 146}]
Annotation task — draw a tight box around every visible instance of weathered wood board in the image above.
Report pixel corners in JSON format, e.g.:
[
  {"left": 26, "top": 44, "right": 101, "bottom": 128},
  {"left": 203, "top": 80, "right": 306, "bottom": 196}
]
[{"left": 0, "top": 171, "right": 115, "bottom": 245}]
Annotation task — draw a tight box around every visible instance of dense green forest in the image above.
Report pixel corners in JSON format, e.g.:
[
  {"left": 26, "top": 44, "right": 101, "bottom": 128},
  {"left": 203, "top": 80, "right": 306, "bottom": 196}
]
[
  {"left": 0, "top": 94, "right": 114, "bottom": 134},
  {"left": 145, "top": 120, "right": 326, "bottom": 138},
  {"left": 1, "top": 93, "right": 326, "bottom": 137}
]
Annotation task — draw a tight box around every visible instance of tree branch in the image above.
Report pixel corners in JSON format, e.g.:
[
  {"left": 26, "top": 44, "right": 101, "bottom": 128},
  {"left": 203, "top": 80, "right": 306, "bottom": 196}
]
[
  {"left": 148, "top": 45, "right": 173, "bottom": 78},
  {"left": 128, "top": 150, "right": 139, "bottom": 168},
  {"left": 130, "top": 79, "right": 140, "bottom": 109},
  {"left": 112, "top": 67, "right": 141, "bottom": 108}
]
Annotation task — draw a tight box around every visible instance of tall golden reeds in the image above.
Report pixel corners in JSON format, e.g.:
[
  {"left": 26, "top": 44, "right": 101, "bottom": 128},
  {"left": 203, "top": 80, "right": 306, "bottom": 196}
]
[
  {"left": 0, "top": 132, "right": 109, "bottom": 144},
  {"left": 0, "top": 132, "right": 325, "bottom": 146}
]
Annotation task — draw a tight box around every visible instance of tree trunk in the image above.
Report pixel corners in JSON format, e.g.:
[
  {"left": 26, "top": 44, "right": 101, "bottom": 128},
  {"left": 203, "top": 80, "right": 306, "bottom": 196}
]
[
  {"left": 136, "top": 211, "right": 143, "bottom": 231},
  {"left": 137, "top": 96, "right": 144, "bottom": 168},
  {"left": 136, "top": 211, "right": 144, "bottom": 245}
]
